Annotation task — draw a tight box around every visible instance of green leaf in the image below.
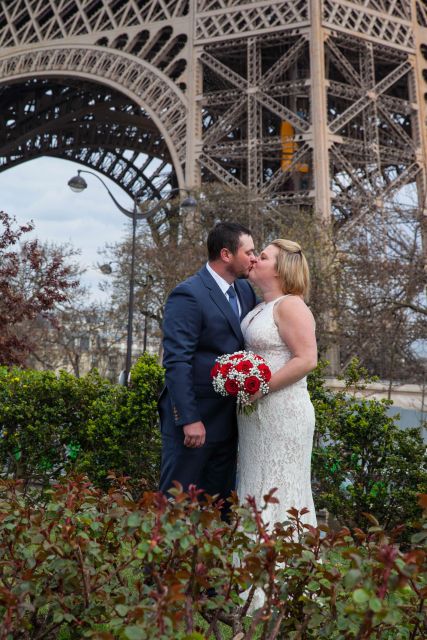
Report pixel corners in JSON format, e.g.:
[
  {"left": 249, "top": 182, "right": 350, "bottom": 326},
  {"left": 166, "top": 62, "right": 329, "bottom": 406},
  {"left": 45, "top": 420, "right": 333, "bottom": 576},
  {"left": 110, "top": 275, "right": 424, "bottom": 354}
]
[
  {"left": 15, "top": 581, "right": 32, "bottom": 594},
  {"left": 383, "top": 608, "right": 402, "bottom": 625},
  {"left": 353, "top": 588, "right": 369, "bottom": 604},
  {"left": 344, "top": 569, "right": 362, "bottom": 589},
  {"left": 63, "top": 613, "right": 76, "bottom": 622},
  {"left": 307, "top": 613, "right": 324, "bottom": 629},
  {"left": 124, "top": 626, "right": 145, "bottom": 640},
  {"left": 115, "top": 604, "right": 128, "bottom": 617},
  {"left": 411, "top": 530, "right": 427, "bottom": 544},
  {"left": 369, "top": 596, "right": 382, "bottom": 612},
  {"left": 126, "top": 513, "right": 141, "bottom": 528},
  {"left": 53, "top": 611, "right": 64, "bottom": 624},
  {"left": 180, "top": 536, "right": 191, "bottom": 550}
]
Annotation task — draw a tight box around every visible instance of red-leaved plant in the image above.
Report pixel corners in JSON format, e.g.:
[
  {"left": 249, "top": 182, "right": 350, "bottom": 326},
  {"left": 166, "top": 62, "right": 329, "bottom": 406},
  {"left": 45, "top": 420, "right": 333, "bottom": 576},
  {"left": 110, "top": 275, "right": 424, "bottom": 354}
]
[{"left": 0, "top": 475, "right": 425, "bottom": 639}]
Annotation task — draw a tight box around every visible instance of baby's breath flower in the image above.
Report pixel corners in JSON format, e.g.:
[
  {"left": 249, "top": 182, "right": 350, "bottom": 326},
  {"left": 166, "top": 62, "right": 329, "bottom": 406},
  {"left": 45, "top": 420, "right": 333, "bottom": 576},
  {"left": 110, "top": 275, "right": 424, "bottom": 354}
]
[{"left": 211, "top": 350, "right": 271, "bottom": 415}]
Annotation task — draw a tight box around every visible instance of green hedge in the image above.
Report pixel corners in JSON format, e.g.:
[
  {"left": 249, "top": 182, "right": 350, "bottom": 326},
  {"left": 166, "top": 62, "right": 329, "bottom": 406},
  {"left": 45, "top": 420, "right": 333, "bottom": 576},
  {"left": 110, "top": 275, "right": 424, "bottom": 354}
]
[
  {"left": 309, "top": 359, "right": 427, "bottom": 537},
  {"left": 0, "top": 353, "right": 164, "bottom": 491},
  {"left": 0, "top": 354, "right": 425, "bottom": 536}
]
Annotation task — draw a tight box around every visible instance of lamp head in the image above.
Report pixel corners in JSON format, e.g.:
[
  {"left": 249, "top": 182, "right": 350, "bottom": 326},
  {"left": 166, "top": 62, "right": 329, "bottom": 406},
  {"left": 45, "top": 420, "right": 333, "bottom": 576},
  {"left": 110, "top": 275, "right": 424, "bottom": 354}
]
[
  {"left": 180, "top": 194, "right": 198, "bottom": 215},
  {"left": 99, "top": 262, "right": 113, "bottom": 275},
  {"left": 68, "top": 173, "right": 88, "bottom": 193}
]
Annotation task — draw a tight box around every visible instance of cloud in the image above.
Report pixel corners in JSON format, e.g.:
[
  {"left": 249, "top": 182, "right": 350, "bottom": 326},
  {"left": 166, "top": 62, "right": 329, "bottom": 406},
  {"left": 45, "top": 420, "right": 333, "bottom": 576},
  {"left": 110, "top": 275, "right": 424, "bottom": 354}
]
[{"left": 0, "top": 157, "right": 132, "bottom": 301}]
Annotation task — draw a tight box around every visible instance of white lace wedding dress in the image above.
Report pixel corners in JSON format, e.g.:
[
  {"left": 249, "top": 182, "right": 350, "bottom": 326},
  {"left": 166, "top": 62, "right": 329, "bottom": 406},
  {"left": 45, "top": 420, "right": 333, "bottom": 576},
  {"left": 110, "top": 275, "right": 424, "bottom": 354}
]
[{"left": 237, "top": 295, "right": 317, "bottom": 529}]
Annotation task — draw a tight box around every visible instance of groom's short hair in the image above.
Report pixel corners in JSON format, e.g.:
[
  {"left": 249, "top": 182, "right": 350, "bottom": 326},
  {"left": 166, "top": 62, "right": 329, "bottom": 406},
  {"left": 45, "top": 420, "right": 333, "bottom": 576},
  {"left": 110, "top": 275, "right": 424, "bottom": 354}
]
[{"left": 207, "top": 222, "right": 252, "bottom": 261}]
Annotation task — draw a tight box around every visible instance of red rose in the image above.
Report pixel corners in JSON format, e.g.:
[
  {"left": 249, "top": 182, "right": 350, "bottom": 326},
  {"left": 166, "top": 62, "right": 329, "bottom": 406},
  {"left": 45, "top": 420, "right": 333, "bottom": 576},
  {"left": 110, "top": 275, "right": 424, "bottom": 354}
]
[
  {"left": 230, "top": 353, "right": 244, "bottom": 360},
  {"left": 235, "top": 359, "right": 252, "bottom": 374},
  {"left": 224, "top": 378, "right": 239, "bottom": 395},
  {"left": 220, "top": 362, "right": 233, "bottom": 377},
  {"left": 257, "top": 363, "right": 271, "bottom": 381},
  {"left": 210, "top": 362, "right": 221, "bottom": 378},
  {"left": 244, "top": 376, "right": 261, "bottom": 394}
]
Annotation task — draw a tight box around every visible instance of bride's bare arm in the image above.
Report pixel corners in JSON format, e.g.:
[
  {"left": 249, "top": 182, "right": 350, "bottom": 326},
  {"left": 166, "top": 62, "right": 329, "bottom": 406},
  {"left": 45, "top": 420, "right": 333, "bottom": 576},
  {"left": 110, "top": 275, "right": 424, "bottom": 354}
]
[{"left": 268, "top": 296, "right": 317, "bottom": 393}]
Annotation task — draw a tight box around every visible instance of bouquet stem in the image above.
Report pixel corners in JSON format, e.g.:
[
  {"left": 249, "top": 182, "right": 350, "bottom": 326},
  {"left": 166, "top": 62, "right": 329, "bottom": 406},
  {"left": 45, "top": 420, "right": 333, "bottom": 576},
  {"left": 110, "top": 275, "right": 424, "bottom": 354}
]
[{"left": 238, "top": 402, "right": 257, "bottom": 416}]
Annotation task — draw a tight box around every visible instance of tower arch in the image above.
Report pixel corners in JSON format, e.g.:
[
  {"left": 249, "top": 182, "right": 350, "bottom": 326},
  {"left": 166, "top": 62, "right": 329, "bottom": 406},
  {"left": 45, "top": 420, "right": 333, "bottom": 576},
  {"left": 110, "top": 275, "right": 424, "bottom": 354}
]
[
  {"left": 0, "top": 0, "right": 426, "bottom": 228},
  {"left": 0, "top": 44, "right": 188, "bottom": 190}
]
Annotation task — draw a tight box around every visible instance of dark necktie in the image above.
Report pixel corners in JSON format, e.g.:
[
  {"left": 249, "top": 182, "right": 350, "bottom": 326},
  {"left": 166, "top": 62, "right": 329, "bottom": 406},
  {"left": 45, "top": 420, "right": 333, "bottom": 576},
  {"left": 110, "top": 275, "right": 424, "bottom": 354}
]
[{"left": 227, "top": 285, "right": 240, "bottom": 318}]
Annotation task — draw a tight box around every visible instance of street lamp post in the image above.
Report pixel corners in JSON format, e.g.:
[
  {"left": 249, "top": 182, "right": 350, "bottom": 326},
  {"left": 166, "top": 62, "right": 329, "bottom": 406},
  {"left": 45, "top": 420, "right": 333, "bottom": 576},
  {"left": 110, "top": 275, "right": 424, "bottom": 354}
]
[
  {"left": 139, "top": 275, "right": 154, "bottom": 353},
  {"left": 68, "top": 168, "right": 196, "bottom": 386},
  {"left": 126, "top": 200, "right": 137, "bottom": 384}
]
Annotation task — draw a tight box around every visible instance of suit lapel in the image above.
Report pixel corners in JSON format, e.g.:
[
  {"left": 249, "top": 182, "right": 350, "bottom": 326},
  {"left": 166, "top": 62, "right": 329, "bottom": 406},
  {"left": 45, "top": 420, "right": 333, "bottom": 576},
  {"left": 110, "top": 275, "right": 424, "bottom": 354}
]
[{"left": 198, "top": 267, "right": 243, "bottom": 342}]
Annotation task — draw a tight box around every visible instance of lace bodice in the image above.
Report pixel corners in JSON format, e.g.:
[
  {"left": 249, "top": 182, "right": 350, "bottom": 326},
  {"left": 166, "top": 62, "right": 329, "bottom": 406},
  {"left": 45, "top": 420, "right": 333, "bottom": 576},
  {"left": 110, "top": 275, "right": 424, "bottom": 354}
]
[{"left": 241, "top": 296, "right": 307, "bottom": 390}]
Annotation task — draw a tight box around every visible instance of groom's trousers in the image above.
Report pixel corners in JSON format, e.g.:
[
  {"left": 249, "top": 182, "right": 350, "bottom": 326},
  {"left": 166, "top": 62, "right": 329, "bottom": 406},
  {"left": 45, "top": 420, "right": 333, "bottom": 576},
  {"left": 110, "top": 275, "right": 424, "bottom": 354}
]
[{"left": 159, "top": 433, "right": 238, "bottom": 515}]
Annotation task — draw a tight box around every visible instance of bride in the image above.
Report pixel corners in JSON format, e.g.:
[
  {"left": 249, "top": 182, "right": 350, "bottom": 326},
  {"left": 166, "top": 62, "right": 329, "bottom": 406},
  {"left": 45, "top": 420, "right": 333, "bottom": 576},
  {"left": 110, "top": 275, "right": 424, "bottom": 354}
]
[{"left": 237, "top": 239, "right": 318, "bottom": 528}]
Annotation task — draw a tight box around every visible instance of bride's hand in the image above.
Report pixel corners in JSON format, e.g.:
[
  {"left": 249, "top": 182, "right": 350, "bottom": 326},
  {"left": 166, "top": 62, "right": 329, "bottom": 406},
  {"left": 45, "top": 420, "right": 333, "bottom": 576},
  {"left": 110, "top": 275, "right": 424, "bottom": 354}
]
[{"left": 249, "top": 390, "right": 264, "bottom": 403}]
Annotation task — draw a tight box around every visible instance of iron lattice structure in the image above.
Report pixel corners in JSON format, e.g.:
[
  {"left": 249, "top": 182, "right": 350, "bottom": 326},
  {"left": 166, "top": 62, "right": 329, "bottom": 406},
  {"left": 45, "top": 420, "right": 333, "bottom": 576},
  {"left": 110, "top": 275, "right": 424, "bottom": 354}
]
[{"left": 0, "top": 0, "right": 427, "bottom": 240}]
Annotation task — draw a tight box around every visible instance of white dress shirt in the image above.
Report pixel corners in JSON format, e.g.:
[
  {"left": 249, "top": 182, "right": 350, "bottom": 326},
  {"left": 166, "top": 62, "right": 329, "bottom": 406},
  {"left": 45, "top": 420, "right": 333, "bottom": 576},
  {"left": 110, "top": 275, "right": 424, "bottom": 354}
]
[{"left": 206, "top": 262, "right": 242, "bottom": 315}]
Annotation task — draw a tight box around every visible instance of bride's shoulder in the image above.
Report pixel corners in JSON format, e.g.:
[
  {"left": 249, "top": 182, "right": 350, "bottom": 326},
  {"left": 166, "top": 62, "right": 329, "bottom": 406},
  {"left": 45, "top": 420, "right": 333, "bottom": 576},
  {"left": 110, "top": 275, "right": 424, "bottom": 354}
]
[
  {"left": 275, "top": 294, "right": 305, "bottom": 308},
  {"left": 274, "top": 295, "right": 314, "bottom": 322}
]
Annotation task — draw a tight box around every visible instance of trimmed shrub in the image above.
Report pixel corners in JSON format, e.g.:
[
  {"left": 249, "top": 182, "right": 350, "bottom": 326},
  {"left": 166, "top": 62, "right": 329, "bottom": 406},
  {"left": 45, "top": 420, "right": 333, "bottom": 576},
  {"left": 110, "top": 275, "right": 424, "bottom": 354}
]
[
  {"left": 309, "top": 359, "right": 427, "bottom": 537},
  {"left": 0, "top": 353, "right": 163, "bottom": 491},
  {"left": 1, "top": 352, "right": 425, "bottom": 535}
]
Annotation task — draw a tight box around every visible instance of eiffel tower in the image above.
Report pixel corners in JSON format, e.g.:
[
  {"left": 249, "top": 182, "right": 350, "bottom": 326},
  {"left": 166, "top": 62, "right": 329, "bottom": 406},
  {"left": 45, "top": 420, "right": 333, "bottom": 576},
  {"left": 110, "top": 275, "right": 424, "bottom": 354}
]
[{"left": 0, "top": 1, "right": 426, "bottom": 244}]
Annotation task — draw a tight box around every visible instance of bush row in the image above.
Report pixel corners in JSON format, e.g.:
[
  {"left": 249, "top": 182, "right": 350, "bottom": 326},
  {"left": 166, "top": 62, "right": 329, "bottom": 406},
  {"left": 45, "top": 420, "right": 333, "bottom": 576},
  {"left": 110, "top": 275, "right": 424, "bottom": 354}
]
[
  {"left": 0, "top": 356, "right": 426, "bottom": 536},
  {"left": 309, "top": 360, "right": 427, "bottom": 539},
  {"left": 0, "top": 475, "right": 426, "bottom": 639},
  {"left": 0, "top": 354, "right": 164, "bottom": 492}
]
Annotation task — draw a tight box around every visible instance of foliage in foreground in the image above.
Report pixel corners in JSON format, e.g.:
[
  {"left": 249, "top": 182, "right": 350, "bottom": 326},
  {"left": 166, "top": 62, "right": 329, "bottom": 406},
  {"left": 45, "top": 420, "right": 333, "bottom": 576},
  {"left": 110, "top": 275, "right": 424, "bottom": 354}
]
[
  {"left": 309, "top": 359, "right": 427, "bottom": 539},
  {"left": 0, "top": 475, "right": 426, "bottom": 640},
  {"left": 0, "top": 353, "right": 163, "bottom": 492}
]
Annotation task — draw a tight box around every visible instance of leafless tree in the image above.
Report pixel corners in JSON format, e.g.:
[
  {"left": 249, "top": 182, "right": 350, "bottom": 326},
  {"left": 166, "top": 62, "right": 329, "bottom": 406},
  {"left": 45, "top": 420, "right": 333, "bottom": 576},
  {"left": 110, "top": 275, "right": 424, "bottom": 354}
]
[{"left": 98, "top": 186, "right": 426, "bottom": 383}]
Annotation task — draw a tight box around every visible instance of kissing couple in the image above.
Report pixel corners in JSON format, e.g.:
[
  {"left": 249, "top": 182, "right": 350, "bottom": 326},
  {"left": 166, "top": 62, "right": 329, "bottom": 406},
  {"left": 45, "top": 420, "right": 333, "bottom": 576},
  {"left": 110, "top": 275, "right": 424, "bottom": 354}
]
[{"left": 158, "top": 221, "right": 318, "bottom": 527}]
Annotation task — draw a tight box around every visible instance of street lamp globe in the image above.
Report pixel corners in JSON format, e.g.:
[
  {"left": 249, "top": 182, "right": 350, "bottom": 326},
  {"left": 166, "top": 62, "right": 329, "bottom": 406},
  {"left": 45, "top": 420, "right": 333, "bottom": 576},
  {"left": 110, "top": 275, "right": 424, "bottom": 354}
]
[
  {"left": 99, "top": 262, "right": 113, "bottom": 275},
  {"left": 180, "top": 194, "right": 198, "bottom": 215},
  {"left": 68, "top": 174, "right": 88, "bottom": 193}
]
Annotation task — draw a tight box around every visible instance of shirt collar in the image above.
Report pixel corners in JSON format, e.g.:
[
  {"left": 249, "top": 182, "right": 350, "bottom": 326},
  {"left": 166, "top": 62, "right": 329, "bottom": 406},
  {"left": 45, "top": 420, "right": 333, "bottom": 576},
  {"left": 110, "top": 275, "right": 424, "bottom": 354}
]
[{"left": 206, "top": 262, "right": 234, "bottom": 296}]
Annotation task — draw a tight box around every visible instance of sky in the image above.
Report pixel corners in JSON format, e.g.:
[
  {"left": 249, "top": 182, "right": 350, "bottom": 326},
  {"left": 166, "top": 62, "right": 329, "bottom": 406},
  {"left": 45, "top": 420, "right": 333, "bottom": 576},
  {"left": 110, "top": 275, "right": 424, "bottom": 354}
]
[{"left": 0, "top": 157, "right": 133, "bottom": 303}]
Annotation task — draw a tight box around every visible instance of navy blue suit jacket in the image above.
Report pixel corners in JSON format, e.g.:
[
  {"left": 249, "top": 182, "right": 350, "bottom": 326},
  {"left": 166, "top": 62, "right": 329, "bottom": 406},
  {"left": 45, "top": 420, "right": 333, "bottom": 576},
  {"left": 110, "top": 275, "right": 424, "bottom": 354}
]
[{"left": 159, "top": 266, "right": 257, "bottom": 442}]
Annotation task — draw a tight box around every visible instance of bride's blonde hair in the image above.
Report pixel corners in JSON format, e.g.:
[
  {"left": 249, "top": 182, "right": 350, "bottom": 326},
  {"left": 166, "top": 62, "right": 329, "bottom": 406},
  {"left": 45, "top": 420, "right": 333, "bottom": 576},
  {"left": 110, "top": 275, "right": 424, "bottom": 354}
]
[{"left": 271, "top": 239, "right": 310, "bottom": 299}]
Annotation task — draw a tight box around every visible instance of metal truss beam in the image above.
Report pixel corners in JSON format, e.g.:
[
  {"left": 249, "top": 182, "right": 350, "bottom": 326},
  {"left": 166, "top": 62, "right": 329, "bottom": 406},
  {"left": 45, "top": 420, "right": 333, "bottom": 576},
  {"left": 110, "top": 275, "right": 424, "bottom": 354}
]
[
  {"left": 0, "top": 0, "right": 425, "bottom": 244},
  {"left": 0, "top": 78, "right": 174, "bottom": 203}
]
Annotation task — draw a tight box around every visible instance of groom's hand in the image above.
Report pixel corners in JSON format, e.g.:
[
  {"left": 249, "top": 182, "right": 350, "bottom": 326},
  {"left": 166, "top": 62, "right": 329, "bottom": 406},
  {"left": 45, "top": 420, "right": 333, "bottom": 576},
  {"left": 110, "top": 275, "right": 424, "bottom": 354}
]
[{"left": 183, "top": 421, "right": 206, "bottom": 448}]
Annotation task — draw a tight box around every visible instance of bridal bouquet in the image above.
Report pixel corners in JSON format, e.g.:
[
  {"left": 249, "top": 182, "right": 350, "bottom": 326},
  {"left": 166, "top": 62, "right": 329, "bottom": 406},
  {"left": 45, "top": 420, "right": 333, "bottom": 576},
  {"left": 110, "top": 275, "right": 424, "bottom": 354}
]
[{"left": 210, "top": 350, "right": 271, "bottom": 414}]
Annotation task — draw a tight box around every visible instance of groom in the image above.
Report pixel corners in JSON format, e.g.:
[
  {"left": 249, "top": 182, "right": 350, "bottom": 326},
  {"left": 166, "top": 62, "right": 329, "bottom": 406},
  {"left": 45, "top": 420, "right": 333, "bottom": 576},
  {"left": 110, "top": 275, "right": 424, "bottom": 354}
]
[{"left": 158, "top": 222, "right": 257, "bottom": 508}]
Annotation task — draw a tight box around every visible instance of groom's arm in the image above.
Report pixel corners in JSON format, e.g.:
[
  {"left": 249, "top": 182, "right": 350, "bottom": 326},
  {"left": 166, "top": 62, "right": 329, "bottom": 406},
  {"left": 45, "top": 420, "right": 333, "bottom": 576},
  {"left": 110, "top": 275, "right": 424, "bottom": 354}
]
[{"left": 162, "top": 283, "right": 203, "bottom": 429}]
